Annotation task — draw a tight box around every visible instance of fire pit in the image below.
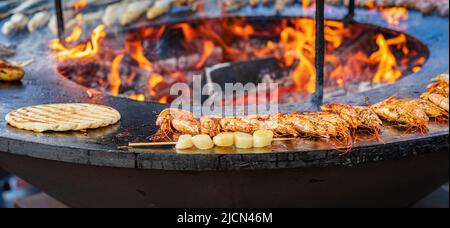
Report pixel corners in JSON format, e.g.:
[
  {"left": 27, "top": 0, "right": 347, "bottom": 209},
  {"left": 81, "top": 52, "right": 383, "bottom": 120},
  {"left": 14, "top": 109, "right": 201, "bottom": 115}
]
[{"left": 0, "top": 1, "right": 448, "bottom": 208}]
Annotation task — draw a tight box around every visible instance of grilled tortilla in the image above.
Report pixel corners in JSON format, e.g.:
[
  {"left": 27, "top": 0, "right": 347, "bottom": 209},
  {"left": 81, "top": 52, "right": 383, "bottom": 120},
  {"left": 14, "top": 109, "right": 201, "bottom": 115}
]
[{"left": 5, "top": 103, "right": 121, "bottom": 132}]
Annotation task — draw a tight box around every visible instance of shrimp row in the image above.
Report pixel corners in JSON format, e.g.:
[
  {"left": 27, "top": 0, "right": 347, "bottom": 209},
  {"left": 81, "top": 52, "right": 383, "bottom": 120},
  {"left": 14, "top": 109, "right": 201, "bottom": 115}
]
[{"left": 154, "top": 74, "right": 449, "bottom": 150}]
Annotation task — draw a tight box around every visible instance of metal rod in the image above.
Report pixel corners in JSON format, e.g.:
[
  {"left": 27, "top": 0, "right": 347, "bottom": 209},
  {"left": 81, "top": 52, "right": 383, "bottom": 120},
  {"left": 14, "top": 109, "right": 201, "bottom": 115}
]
[
  {"left": 344, "top": 0, "right": 356, "bottom": 26},
  {"left": 55, "top": 0, "right": 65, "bottom": 42},
  {"left": 312, "top": 0, "right": 325, "bottom": 108}
]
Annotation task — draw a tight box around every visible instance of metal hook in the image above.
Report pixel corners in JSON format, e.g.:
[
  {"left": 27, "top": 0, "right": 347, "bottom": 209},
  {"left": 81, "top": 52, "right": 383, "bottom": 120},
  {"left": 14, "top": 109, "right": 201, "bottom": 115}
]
[
  {"left": 312, "top": 0, "right": 325, "bottom": 109},
  {"left": 55, "top": 0, "right": 65, "bottom": 42}
]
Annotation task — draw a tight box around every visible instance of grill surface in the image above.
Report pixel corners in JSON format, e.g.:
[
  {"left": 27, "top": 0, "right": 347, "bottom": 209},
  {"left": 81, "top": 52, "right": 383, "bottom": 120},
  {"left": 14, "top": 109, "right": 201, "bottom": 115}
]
[
  {"left": 0, "top": 7, "right": 448, "bottom": 172},
  {"left": 0, "top": 4, "right": 448, "bottom": 208}
]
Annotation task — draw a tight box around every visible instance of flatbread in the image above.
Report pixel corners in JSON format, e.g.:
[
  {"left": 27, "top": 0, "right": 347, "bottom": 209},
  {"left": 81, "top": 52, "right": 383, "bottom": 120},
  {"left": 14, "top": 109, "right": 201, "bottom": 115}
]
[{"left": 5, "top": 103, "right": 121, "bottom": 132}]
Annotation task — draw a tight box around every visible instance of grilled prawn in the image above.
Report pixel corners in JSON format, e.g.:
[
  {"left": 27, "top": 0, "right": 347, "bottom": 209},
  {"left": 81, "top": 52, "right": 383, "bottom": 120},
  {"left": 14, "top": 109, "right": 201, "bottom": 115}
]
[
  {"left": 322, "top": 103, "right": 383, "bottom": 133},
  {"left": 416, "top": 99, "right": 448, "bottom": 119},
  {"left": 156, "top": 108, "right": 200, "bottom": 135},
  {"left": 284, "top": 112, "right": 353, "bottom": 149},
  {"left": 371, "top": 96, "right": 429, "bottom": 130},
  {"left": 200, "top": 116, "right": 222, "bottom": 137},
  {"left": 421, "top": 75, "right": 449, "bottom": 112}
]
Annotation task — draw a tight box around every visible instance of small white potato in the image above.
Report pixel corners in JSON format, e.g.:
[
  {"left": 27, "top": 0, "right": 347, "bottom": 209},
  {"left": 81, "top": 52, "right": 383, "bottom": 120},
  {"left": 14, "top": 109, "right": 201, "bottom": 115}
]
[
  {"left": 176, "top": 135, "right": 194, "bottom": 150},
  {"left": 234, "top": 132, "right": 253, "bottom": 149},
  {"left": 253, "top": 130, "right": 274, "bottom": 148},
  {"left": 213, "top": 132, "right": 235, "bottom": 147},
  {"left": 192, "top": 134, "right": 215, "bottom": 150}
]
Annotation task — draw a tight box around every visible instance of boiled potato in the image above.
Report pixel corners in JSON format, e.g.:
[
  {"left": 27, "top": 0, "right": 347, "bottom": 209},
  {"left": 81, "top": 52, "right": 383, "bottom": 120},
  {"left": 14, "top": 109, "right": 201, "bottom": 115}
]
[
  {"left": 176, "top": 135, "right": 194, "bottom": 150},
  {"left": 0, "top": 59, "right": 25, "bottom": 82},
  {"left": 192, "top": 134, "right": 215, "bottom": 150},
  {"left": 234, "top": 132, "right": 253, "bottom": 149},
  {"left": 213, "top": 132, "right": 235, "bottom": 147},
  {"left": 253, "top": 130, "right": 274, "bottom": 148}
]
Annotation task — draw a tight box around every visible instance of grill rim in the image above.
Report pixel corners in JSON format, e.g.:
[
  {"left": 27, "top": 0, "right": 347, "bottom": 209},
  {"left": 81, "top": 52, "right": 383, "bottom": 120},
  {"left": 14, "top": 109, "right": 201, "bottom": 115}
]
[{"left": 0, "top": 10, "right": 448, "bottom": 171}]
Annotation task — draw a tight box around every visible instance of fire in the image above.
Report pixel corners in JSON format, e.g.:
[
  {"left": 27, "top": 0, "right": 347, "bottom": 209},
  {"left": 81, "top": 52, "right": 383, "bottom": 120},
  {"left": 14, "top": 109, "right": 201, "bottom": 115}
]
[
  {"left": 49, "top": 24, "right": 106, "bottom": 61},
  {"left": 279, "top": 25, "right": 316, "bottom": 93},
  {"left": 52, "top": 15, "right": 426, "bottom": 104},
  {"left": 126, "top": 41, "right": 153, "bottom": 71},
  {"left": 148, "top": 73, "right": 164, "bottom": 97},
  {"left": 109, "top": 54, "right": 124, "bottom": 96},
  {"left": 194, "top": 40, "right": 215, "bottom": 69},
  {"left": 128, "top": 94, "right": 145, "bottom": 102},
  {"left": 159, "top": 96, "right": 168, "bottom": 104},
  {"left": 381, "top": 7, "right": 408, "bottom": 27},
  {"left": 370, "top": 34, "right": 407, "bottom": 84},
  {"left": 276, "top": 19, "right": 346, "bottom": 93}
]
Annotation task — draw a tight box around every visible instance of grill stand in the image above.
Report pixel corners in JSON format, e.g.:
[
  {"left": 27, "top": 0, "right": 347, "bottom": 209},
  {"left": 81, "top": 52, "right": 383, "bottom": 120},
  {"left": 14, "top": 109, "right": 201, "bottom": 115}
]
[
  {"left": 312, "top": 0, "right": 326, "bottom": 109},
  {"left": 344, "top": 0, "right": 356, "bottom": 26},
  {"left": 55, "top": 0, "right": 65, "bottom": 43}
]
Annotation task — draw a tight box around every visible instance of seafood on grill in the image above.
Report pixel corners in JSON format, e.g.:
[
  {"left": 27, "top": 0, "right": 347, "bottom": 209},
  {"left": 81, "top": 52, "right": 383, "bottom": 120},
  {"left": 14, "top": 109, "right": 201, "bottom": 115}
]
[
  {"left": 229, "top": 114, "right": 299, "bottom": 137},
  {"left": 371, "top": 96, "right": 429, "bottom": 131},
  {"left": 151, "top": 73, "right": 449, "bottom": 152},
  {"left": 0, "top": 59, "right": 25, "bottom": 82},
  {"left": 2, "top": 13, "right": 29, "bottom": 35},
  {"left": 102, "top": 2, "right": 128, "bottom": 27},
  {"left": 155, "top": 108, "right": 353, "bottom": 150},
  {"left": 27, "top": 11, "right": 50, "bottom": 32},
  {"left": 156, "top": 108, "right": 201, "bottom": 136},
  {"left": 0, "top": 0, "right": 51, "bottom": 20},
  {"left": 49, "top": 10, "right": 76, "bottom": 35},
  {"left": 433, "top": 73, "right": 449, "bottom": 84},
  {"left": 147, "top": 0, "right": 173, "bottom": 20},
  {"left": 221, "top": 0, "right": 249, "bottom": 12},
  {"left": 120, "top": 0, "right": 153, "bottom": 26},
  {"left": 416, "top": 99, "right": 448, "bottom": 119},
  {"left": 283, "top": 112, "right": 353, "bottom": 149},
  {"left": 200, "top": 116, "right": 222, "bottom": 137},
  {"left": 275, "top": 0, "right": 295, "bottom": 13},
  {"left": 322, "top": 103, "right": 383, "bottom": 134},
  {"left": 421, "top": 74, "right": 449, "bottom": 112}
]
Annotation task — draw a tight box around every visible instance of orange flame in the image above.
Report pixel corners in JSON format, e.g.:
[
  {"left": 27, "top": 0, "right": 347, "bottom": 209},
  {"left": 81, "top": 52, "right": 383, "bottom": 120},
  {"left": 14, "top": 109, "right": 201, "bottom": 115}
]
[
  {"left": 280, "top": 25, "right": 316, "bottom": 92},
  {"left": 49, "top": 24, "right": 106, "bottom": 61},
  {"left": 109, "top": 54, "right": 124, "bottom": 96},
  {"left": 51, "top": 15, "right": 423, "bottom": 104},
  {"left": 148, "top": 73, "right": 164, "bottom": 97},
  {"left": 128, "top": 94, "right": 146, "bottom": 102},
  {"left": 194, "top": 40, "right": 215, "bottom": 69},
  {"left": 370, "top": 34, "right": 407, "bottom": 84},
  {"left": 126, "top": 41, "right": 153, "bottom": 71}
]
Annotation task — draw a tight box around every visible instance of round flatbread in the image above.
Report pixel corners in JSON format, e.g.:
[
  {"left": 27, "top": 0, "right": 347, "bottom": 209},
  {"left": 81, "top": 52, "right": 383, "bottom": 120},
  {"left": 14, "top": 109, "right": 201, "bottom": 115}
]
[{"left": 5, "top": 103, "right": 121, "bottom": 132}]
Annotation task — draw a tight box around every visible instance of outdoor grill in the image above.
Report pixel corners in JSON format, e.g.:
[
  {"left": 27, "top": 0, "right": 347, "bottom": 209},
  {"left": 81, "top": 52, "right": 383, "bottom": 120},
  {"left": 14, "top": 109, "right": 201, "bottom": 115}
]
[{"left": 0, "top": 0, "right": 448, "bottom": 208}]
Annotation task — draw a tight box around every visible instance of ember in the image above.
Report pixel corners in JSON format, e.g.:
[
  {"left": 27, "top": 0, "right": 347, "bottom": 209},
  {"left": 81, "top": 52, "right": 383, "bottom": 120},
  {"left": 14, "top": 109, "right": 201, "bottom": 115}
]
[{"left": 49, "top": 5, "right": 428, "bottom": 104}]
